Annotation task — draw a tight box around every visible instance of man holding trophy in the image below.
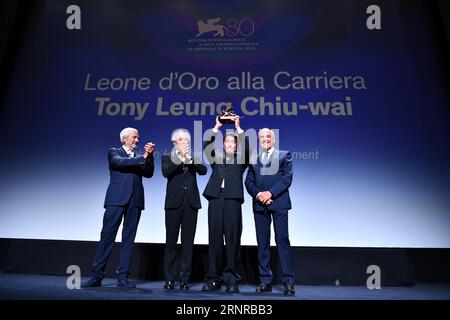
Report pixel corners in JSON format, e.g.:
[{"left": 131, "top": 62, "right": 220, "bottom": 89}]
[{"left": 202, "top": 109, "right": 250, "bottom": 293}]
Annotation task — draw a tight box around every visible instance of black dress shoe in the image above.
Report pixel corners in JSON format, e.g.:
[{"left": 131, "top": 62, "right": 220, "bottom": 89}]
[
  {"left": 180, "top": 281, "right": 190, "bottom": 290},
  {"left": 117, "top": 278, "right": 136, "bottom": 288},
  {"left": 226, "top": 284, "right": 239, "bottom": 293},
  {"left": 284, "top": 283, "right": 296, "bottom": 296},
  {"left": 81, "top": 276, "right": 102, "bottom": 288},
  {"left": 164, "top": 280, "right": 174, "bottom": 290},
  {"left": 255, "top": 283, "right": 272, "bottom": 293},
  {"left": 201, "top": 280, "right": 221, "bottom": 292}
]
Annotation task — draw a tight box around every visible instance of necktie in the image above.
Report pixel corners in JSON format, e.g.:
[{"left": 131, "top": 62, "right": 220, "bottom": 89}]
[{"left": 262, "top": 151, "right": 269, "bottom": 164}]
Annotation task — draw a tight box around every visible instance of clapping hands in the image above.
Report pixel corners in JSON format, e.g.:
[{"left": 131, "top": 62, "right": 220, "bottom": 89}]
[{"left": 143, "top": 142, "right": 155, "bottom": 159}]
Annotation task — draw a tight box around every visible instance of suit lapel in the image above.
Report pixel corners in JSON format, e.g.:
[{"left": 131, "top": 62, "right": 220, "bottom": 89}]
[
  {"left": 257, "top": 149, "right": 278, "bottom": 168},
  {"left": 119, "top": 146, "right": 130, "bottom": 158}
]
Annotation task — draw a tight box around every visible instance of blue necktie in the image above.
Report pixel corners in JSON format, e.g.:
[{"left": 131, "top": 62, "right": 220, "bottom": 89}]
[{"left": 262, "top": 151, "right": 269, "bottom": 165}]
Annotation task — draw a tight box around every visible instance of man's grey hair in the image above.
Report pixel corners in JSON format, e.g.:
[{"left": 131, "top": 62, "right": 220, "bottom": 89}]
[
  {"left": 258, "top": 128, "right": 276, "bottom": 139},
  {"left": 120, "top": 127, "right": 138, "bottom": 143},
  {"left": 171, "top": 128, "right": 191, "bottom": 142}
]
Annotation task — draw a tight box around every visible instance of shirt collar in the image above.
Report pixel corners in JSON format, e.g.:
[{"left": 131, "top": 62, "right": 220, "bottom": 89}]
[
  {"left": 122, "top": 145, "right": 134, "bottom": 154},
  {"left": 262, "top": 147, "right": 274, "bottom": 157}
]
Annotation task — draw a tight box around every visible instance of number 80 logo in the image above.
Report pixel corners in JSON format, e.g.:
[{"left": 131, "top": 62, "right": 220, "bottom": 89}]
[{"left": 225, "top": 19, "right": 255, "bottom": 37}]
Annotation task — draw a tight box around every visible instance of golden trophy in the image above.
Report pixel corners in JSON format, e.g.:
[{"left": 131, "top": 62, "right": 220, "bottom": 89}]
[{"left": 218, "top": 106, "right": 240, "bottom": 124}]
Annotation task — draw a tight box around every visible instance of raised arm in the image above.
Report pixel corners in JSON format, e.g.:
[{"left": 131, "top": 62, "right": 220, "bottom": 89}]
[
  {"left": 142, "top": 154, "right": 154, "bottom": 178},
  {"left": 108, "top": 148, "right": 147, "bottom": 170},
  {"left": 191, "top": 156, "right": 207, "bottom": 175}
]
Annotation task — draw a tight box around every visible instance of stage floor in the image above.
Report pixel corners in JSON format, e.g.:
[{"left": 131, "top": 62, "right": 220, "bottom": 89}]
[{"left": 0, "top": 273, "right": 449, "bottom": 300}]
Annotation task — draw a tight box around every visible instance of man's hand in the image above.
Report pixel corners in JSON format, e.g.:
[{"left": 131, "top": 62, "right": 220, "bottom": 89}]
[
  {"left": 179, "top": 143, "right": 189, "bottom": 157},
  {"left": 214, "top": 116, "right": 222, "bottom": 131},
  {"left": 257, "top": 191, "right": 273, "bottom": 205},
  {"left": 143, "top": 142, "right": 155, "bottom": 159},
  {"left": 182, "top": 144, "right": 193, "bottom": 163},
  {"left": 234, "top": 115, "right": 241, "bottom": 130}
]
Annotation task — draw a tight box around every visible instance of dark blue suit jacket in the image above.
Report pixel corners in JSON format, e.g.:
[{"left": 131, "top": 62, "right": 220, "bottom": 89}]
[
  {"left": 245, "top": 150, "right": 293, "bottom": 212},
  {"left": 103, "top": 147, "right": 154, "bottom": 209}
]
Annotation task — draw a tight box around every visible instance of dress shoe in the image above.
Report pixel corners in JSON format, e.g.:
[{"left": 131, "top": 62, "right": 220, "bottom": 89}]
[
  {"left": 255, "top": 283, "right": 272, "bottom": 293},
  {"left": 201, "top": 280, "right": 221, "bottom": 292},
  {"left": 117, "top": 278, "right": 136, "bottom": 288},
  {"left": 164, "top": 280, "right": 174, "bottom": 290},
  {"left": 180, "top": 280, "right": 190, "bottom": 290},
  {"left": 284, "top": 283, "right": 296, "bottom": 296},
  {"left": 226, "top": 284, "right": 239, "bottom": 293},
  {"left": 81, "top": 276, "right": 102, "bottom": 288}
]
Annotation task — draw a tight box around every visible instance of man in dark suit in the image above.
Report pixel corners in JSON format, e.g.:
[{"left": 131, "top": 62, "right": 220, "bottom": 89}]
[
  {"left": 82, "top": 127, "right": 154, "bottom": 288},
  {"left": 162, "top": 129, "right": 207, "bottom": 290},
  {"left": 245, "top": 128, "right": 295, "bottom": 296},
  {"left": 202, "top": 116, "right": 249, "bottom": 293}
]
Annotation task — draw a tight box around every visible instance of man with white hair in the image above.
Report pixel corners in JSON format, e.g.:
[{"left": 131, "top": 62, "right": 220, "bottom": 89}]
[
  {"left": 245, "top": 128, "right": 295, "bottom": 296},
  {"left": 82, "top": 127, "right": 155, "bottom": 289},
  {"left": 161, "top": 129, "right": 207, "bottom": 290}
]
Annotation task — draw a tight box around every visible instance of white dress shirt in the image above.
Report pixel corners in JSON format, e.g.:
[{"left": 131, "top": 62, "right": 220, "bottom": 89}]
[{"left": 122, "top": 145, "right": 135, "bottom": 158}]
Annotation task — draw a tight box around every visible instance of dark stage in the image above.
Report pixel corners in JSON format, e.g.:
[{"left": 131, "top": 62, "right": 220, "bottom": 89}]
[{"left": 1, "top": 273, "right": 449, "bottom": 300}]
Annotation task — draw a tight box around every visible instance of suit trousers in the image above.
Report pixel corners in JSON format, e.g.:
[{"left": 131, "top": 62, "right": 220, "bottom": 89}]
[
  {"left": 164, "top": 193, "right": 198, "bottom": 282},
  {"left": 92, "top": 198, "right": 141, "bottom": 279},
  {"left": 206, "top": 190, "right": 242, "bottom": 284},
  {"left": 254, "top": 209, "right": 295, "bottom": 285}
]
